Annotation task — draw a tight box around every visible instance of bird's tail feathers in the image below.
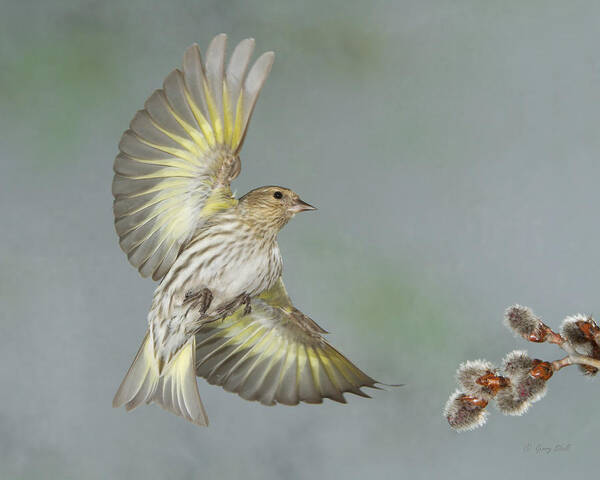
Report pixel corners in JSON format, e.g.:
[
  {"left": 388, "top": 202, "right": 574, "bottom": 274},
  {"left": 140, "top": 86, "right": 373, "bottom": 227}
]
[{"left": 113, "top": 332, "right": 208, "bottom": 426}]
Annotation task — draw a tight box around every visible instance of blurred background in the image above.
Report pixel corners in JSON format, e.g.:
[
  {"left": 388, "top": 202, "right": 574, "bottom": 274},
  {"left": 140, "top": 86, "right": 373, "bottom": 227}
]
[{"left": 2, "top": 0, "right": 600, "bottom": 478}]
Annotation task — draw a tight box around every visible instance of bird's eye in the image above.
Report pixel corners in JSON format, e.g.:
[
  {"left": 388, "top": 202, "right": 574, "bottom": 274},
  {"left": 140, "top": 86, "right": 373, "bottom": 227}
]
[{"left": 273, "top": 191, "right": 283, "bottom": 199}]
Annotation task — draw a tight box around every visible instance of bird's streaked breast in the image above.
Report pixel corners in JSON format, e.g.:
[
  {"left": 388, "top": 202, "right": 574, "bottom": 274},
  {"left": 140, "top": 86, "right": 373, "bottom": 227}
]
[{"left": 153, "top": 214, "right": 282, "bottom": 320}]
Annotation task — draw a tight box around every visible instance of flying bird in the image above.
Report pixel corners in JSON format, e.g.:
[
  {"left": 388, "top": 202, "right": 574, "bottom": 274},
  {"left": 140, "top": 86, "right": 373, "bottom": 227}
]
[{"left": 112, "top": 34, "right": 378, "bottom": 426}]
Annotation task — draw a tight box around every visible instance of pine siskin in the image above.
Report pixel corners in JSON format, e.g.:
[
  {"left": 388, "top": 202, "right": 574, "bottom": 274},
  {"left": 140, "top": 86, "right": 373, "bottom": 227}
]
[{"left": 112, "top": 34, "right": 379, "bottom": 426}]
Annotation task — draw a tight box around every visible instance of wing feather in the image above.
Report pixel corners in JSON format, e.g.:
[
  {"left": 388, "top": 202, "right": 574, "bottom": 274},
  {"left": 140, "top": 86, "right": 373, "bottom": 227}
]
[
  {"left": 113, "top": 34, "right": 273, "bottom": 280},
  {"left": 163, "top": 70, "right": 201, "bottom": 135},
  {"left": 236, "top": 52, "right": 274, "bottom": 151},
  {"left": 204, "top": 34, "right": 227, "bottom": 143},
  {"left": 194, "top": 278, "right": 379, "bottom": 406}
]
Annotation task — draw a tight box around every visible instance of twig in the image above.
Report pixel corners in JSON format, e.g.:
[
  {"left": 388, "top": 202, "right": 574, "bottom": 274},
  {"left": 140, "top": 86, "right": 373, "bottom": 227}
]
[{"left": 444, "top": 305, "right": 600, "bottom": 432}]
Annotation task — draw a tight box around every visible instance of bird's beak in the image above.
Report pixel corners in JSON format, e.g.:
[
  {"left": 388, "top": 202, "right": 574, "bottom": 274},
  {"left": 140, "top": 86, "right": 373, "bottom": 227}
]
[{"left": 288, "top": 198, "right": 317, "bottom": 213}]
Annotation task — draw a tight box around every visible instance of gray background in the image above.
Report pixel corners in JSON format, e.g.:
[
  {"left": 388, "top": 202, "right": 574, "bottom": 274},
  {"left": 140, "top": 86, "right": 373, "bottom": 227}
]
[{"left": 2, "top": 1, "right": 599, "bottom": 478}]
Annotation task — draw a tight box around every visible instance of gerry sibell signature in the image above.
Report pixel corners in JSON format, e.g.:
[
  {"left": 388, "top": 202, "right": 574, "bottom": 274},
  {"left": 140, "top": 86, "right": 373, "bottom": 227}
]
[{"left": 523, "top": 443, "right": 572, "bottom": 454}]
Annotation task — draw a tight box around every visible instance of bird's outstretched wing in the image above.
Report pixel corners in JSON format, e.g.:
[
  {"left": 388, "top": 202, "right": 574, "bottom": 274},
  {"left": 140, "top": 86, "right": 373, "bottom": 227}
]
[
  {"left": 112, "top": 34, "right": 274, "bottom": 280},
  {"left": 194, "top": 279, "right": 379, "bottom": 405}
]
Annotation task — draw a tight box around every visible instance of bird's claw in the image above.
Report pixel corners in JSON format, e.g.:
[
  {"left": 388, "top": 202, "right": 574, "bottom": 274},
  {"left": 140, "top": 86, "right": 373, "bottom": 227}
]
[
  {"left": 242, "top": 294, "right": 252, "bottom": 315},
  {"left": 183, "top": 287, "right": 213, "bottom": 314},
  {"left": 212, "top": 293, "right": 252, "bottom": 318},
  {"left": 184, "top": 292, "right": 252, "bottom": 336}
]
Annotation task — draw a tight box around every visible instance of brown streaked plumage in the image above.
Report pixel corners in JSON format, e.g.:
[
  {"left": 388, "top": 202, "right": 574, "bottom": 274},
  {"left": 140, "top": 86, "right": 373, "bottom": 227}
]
[
  {"left": 239, "top": 186, "right": 317, "bottom": 234},
  {"left": 112, "top": 34, "right": 379, "bottom": 426}
]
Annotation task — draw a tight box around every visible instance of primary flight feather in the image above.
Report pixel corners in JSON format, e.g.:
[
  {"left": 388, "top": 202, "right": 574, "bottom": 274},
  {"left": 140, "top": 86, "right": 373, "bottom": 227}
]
[{"left": 112, "top": 34, "right": 378, "bottom": 426}]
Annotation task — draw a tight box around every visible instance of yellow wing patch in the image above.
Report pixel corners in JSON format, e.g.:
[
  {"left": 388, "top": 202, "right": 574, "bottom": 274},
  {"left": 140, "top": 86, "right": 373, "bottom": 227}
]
[
  {"left": 113, "top": 34, "right": 275, "bottom": 280},
  {"left": 194, "top": 279, "right": 378, "bottom": 406}
]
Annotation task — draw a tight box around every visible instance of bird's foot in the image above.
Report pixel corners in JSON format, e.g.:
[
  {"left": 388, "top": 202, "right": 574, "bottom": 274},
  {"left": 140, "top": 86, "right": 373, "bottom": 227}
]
[
  {"left": 242, "top": 294, "right": 252, "bottom": 315},
  {"left": 212, "top": 293, "right": 252, "bottom": 319},
  {"left": 185, "top": 292, "right": 253, "bottom": 336},
  {"left": 183, "top": 287, "right": 213, "bottom": 314}
]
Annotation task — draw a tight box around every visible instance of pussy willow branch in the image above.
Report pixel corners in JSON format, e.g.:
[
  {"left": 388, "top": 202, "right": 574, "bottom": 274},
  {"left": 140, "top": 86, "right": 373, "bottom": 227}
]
[
  {"left": 545, "top": 325, "right": 600, "bottom": 368},
  {"left": 546, "top": 328, "right": 577, "bottom": 354},
  {"left": 445, "top": 306, "right": 600, "bottom": 432},
  {"left": 552, "top": 354, "right": 600, "bottom": 372}
]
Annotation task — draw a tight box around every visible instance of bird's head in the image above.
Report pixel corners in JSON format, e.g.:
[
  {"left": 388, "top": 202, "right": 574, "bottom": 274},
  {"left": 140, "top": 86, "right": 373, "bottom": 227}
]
[{"left": 238, "top": 186, "right": 316, "bottom": 236}]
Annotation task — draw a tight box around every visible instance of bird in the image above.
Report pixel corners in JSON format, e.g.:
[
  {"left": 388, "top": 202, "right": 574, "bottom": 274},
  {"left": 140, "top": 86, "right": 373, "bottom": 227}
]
[{"left": 112, "top": 33, "right": 379, "bottom": 426}]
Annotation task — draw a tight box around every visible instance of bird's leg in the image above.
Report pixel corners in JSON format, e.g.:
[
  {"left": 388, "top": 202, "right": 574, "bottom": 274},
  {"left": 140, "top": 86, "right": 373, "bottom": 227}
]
[
  {"left": 213, "top": 293, "right": 252, "bottom": 318},
  {"left": 232, "top": 293, "right": 252, "bottom": 316},
  {"left": 242, "top": 294, "right": 252, "bottom": 315},
  {"left": 185, "top": 293, "right": 252, "bottom": 336},
  {"left": 183, "top": 287, "right": 213, "bottom": 314}
]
